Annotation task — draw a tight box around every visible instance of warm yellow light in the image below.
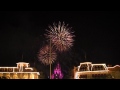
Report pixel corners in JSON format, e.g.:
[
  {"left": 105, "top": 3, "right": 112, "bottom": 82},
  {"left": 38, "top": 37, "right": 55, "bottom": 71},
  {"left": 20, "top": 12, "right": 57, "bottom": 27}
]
[{"left": 25, "top": 68, "right": 33, "bottom": 70}]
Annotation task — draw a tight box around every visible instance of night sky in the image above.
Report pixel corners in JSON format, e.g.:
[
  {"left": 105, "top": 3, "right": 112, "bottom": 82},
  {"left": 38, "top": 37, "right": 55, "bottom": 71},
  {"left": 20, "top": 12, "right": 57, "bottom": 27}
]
[{"left": 0, "top": 11, "right": 120, "bottom": 76}]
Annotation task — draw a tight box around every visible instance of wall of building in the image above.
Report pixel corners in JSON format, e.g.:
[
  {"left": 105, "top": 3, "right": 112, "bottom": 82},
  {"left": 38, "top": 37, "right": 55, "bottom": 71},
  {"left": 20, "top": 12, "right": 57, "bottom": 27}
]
[
  {"left": 0, "top": 62, "right": 40, "bottom": 79},
  {"left": 108, "top": 71, "right": 120, "bottom": 79},
  {"left": 74, "top": 62, "right": 120, "bottom": 79},
  {"left": 108, "top": 66, "right": 120, "bottom": 79},
  {"left": 0, "top": 73, "right": 39, "bottom": 79}
]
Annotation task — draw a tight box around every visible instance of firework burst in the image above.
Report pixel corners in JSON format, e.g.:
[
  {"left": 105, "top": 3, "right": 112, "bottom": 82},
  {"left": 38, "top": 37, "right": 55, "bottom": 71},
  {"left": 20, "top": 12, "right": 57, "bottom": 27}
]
[
  {"left": 38, "top": 45, "right": 57, "bottom": 65},
  {"left": 45, "top": 21, "right": 75, "bottom": 52}
]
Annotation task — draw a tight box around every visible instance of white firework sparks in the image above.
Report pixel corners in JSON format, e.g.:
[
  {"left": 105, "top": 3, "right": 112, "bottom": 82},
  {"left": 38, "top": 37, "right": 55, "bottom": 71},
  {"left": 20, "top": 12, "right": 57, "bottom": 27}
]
[{"left": 45, "top": 21, "right": 75, "bottom": 52}]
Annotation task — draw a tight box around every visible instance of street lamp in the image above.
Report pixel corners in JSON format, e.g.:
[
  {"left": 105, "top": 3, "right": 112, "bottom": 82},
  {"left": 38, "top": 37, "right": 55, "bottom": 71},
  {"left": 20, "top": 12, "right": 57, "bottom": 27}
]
[{"left": 49, "top": 38, "right": 52, "bottom": 79}]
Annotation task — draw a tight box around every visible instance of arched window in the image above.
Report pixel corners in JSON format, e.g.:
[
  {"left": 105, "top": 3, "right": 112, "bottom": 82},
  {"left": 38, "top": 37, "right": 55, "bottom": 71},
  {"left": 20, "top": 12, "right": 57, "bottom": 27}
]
[
  {"left": 5, "top": 68, "right": 7, "bottom": 72},
  {"left": 8, "top": 68, "right": 13, "bottom": 72},
  {"left": 98, "top": 66, "right": 100, "bottom": 70}
]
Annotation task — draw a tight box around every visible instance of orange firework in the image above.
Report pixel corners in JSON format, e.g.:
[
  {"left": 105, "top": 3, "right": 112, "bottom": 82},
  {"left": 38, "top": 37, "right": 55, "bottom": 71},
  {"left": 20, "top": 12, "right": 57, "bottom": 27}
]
[{"left": 38, "top": 45, "right": 57, "bottom": 65}]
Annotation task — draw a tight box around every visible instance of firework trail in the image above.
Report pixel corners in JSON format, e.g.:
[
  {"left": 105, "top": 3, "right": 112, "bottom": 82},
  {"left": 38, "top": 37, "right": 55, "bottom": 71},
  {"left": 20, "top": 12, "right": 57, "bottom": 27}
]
[
  {"left": 38, "top": 45, "right": 57, "bottom": 65},
  {"left": 45, "top": 21, "right": 75, "bottom": 52}
]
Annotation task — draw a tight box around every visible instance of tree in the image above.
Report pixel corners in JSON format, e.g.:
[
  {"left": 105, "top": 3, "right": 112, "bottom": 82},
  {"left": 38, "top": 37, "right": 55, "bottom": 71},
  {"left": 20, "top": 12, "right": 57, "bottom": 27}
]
[
  {"left": 39, "top": 72, "right": 45, "bottom": 79},
  {"left": 64, "top": 68, "right": 74, "bottom": 79}
]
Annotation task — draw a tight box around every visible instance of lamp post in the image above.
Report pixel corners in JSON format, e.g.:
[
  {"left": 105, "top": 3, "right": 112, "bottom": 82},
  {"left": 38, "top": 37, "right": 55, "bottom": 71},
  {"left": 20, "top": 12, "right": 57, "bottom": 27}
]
[{"left": 49, "top": 38, "right": 52, "bottom": 79}]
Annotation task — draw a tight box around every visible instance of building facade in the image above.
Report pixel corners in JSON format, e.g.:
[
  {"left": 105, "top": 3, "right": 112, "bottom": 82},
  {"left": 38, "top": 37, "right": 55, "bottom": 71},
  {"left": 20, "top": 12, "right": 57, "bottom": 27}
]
[
  {"left": 107, "top": 65, "right": 120, "bottom": 79},
  {"left": 0, "top": 62, "right": 40, "bottom": 79},
  {"left": 74, "top": 62, "right": 120, "bottom": 79}
]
